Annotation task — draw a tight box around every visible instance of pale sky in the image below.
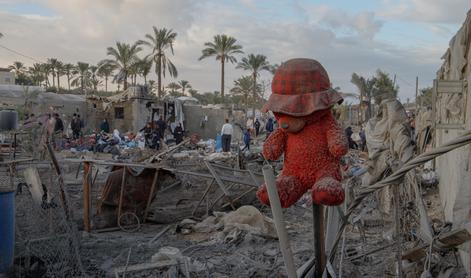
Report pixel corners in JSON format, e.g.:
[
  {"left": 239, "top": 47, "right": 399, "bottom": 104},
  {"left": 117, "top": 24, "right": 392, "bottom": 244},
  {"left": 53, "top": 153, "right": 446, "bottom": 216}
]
[{"left": 0, "top": 0, "right": 470, "bottom": 102}]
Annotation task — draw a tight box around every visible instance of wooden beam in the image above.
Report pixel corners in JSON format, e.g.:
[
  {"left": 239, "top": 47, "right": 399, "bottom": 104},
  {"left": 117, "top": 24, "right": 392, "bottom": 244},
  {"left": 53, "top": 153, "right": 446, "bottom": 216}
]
[
  {"left": 143, "top": 169, "right": 160, "bottom": 223},
  {"left": 83, "top": 162, "right": 91, "bottom": 233},
  {"left": 402, "top": 228, "right": 471, "bottom": 262},
  {"left": 117, "top": 167, "right": 127, "bottom": 224}
]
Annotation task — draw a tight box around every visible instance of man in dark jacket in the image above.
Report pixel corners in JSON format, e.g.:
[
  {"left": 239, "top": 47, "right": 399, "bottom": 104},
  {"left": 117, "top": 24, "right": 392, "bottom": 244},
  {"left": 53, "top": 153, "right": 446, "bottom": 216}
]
[
  {"left": 265, "top": 118, "right": 274, "bottom": 139},
  {"left": 156, "top": 116, "right": 167, "bottom": 139},
  {"left": 173, "top": 123, "right": 184, "bottom": 144},
  {"left": 54, "top": 113, "right": 64, "bottom": 133},
  {"left": 100, "top": 119, "right": 110, "bottom": 133},
  {"left": 71, "top": 114, "right": 81, "bottom": 139},
  {"left": 254, "top": 119, "right": 261, "bottom": 137}
]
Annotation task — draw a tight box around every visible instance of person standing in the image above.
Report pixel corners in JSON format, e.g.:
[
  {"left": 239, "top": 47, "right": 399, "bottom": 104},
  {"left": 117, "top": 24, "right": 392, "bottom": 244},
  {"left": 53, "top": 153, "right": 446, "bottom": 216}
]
[
  {"left": 156, "top": 116, "right": 167, "bottom": 139},
  {"left": 221, "top": 119, "right": 233, "bottom": 152},
  {"left": 265, "top": 118, "right": 274, "bottom": 139},
  {"left": 71, "top": 114, "right": 81, "bottom": 139},
  {"left": 100, "top": 119, "right": 110, "bottom": 133},
  {"left": 54, "top": 113, "right": 64, "bottom": 133},
  {"left": 254, "top": 118, "right": 261, "bottom": 137},
  {"left": 345, "top": 126, "right": 358, "bottom": 149},
  {"left": 242, "top": 129, "right": 251, "bottom": 151},
  {"left": 173, "top": 122, "right": 184, "bottom": 145}
]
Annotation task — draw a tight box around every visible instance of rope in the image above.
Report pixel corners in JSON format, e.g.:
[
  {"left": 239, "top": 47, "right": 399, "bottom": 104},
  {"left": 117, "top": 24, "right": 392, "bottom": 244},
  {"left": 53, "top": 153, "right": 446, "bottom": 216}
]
[{"left": 329, "top": 130, "right": 471, "bottom": 262}]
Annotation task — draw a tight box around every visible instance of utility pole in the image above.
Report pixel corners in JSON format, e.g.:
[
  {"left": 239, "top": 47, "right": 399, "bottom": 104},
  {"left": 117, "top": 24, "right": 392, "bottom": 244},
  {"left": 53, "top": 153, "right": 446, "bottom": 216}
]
[{"left": 415, "top": 76, "right": 419, "bottom": 111}]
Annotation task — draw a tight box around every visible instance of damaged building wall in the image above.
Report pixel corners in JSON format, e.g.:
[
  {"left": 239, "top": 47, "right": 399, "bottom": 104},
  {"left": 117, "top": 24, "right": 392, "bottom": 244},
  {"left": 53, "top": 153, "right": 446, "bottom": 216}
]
[
  {"left": 182, "top": 104, "right": 244, "bottom": 140},
  {"left": 436, "top": 9, "right": 471, "bottom": 273}
]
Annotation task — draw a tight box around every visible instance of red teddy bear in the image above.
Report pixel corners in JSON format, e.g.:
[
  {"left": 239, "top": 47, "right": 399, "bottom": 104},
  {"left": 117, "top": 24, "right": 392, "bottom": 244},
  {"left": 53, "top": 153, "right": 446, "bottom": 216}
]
[{"left": 257, "top": 58, "right": 348, "bottom": 208}]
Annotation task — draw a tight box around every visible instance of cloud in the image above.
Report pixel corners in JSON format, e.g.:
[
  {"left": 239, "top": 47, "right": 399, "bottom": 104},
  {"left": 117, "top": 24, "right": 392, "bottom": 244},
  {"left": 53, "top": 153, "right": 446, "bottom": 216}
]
[
  {"left": 0, "top": 0, "right": 465, "bottom": 102},
  {"left": 303, "top": 5, "right": 384, "bottom": 39},
  {"left": 380, "top": 0, "right": 470, "bottom": 24}
]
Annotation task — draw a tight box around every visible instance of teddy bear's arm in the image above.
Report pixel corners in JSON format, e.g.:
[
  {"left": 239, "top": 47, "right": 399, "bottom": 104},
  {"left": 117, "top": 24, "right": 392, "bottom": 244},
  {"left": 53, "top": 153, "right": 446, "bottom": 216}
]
[
  {"left": 326, "top": 114, "right": 349, "bottom": 158},
  {"left": 262, "top": 129, "right": 287, "bottom": 161}
]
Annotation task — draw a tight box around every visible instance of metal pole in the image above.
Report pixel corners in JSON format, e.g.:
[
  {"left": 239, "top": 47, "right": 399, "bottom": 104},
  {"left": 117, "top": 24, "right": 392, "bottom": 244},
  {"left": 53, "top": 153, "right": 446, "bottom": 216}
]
[
  {"left": 394, "top": 185, "right": 403, "bottom": 278},
  {"left": 312, "top": 204, "right": 325, "bottom": 278},
  {"left": 262, "top": 165, "right": 297, "bottom": 278}
]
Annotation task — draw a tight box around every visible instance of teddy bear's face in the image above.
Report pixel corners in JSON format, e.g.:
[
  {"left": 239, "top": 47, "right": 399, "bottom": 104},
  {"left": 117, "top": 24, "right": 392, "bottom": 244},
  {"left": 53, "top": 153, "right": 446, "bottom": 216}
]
[
  {"left": 274, "top": 113, "right": 306, "bottom": 133},
  {"left": 274, "top": 109, "right": 332, "bottom": 134}
]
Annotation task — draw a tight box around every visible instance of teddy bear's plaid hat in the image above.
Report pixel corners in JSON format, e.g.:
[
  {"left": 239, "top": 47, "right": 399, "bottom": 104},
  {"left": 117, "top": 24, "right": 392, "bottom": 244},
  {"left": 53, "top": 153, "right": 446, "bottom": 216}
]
[{"left": 263, "top": 58, "right": 343, "bottom": 116}]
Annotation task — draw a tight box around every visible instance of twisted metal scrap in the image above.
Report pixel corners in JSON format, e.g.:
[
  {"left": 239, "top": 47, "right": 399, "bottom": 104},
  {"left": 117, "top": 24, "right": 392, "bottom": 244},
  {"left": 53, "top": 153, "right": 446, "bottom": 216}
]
[{"left": 329, "top": 130, "right": 471, "bottom": 262}]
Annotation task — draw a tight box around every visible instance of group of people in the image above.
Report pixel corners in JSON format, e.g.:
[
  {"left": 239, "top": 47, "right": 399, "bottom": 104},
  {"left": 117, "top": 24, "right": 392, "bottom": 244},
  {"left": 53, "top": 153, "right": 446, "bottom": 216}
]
[
  {"left": 140, "top": 116, "right": 185, "bottom": 150},
  {"left": 221, "top": 116, "right": 276, "bottom": 153},
  {"left": 345, "top": 126, "right": 367, "bottom": 151}
]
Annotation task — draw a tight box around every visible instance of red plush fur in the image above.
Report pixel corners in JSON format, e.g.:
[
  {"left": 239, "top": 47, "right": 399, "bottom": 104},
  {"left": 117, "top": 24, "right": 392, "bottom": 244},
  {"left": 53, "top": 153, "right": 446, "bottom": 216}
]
[{"left": 257, "top": 109, "right": 348, "bottom": 208}]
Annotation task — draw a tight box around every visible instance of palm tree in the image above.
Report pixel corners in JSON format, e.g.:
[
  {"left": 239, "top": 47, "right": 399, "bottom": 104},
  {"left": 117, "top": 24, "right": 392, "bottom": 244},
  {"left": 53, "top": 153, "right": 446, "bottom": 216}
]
[
  {"left": 55, "top": 61, "right": 64, "bottom": 91},
  {"left": 199, "top": 34, "right": 243, "bottom": 103},
  {"left": 231, "top": 75, "right": 254, "bottom": 113},
  {"left": 178, "top": 80, "right": 191, "bottom": 95},
  {"left": 166, "top": 82, "right": 181, "bottom": 94},
  {"left": 351, "top": 73, "right": 375, "bottom": 121},
  {"left": 63, "top": 63, "right": 75, "bottom": 91},
  {"left": 148, "top": 80, "right": 157, "bottom": 95},
  {"left": 40, "top": 63, "right": 52, "bottom": 87},
  {"left": 72, "top": 62, "right": 91, "bottom": 94},
  {"left": 138, "top": 57, "right": 153, "bottom": 86},
  {"left": 106, "top": 42, "right": 142, "bottom": 91},
  {"left": 97, "top": 60, "right": 116, "bottom": 93},
  {"left": 47, "top": 58, "right": 60, "bottom": 88},
  {"left": 237, "top": 54, "right": 270, "bottom": 117},
  {"left": 188, "top": 88, "right": 198, "bottom": 97},
  {"left": 138, "top": 27, "right": 178, "bottom": 99},
  {"left": 28, "top": 63, "right": 44, "bottom": 86},
  {"left": 8, "top": 61, "right": 26, "bottom": 75}
]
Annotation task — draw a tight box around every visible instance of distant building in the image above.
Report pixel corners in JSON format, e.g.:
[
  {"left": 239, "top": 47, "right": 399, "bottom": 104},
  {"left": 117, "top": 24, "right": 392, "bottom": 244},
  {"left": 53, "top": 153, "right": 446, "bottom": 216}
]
[{"left": 0, "top": 68, "right": 15, "bottom": 85}]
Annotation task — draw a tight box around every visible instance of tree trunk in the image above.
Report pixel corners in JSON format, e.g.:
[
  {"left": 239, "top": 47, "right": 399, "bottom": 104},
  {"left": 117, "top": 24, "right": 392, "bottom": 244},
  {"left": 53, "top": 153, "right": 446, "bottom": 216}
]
[
  {"left": 67, "top": 75, "right": 71, "bottom": 91},
  {"left": 81, "top": 76, "right": 84, "bottom": 94},
  {"left": 144, "top": 75, "right": 147, "bottom": 86},
  {"left": 105, "top": 76, "right": 108, "bottom": 92},
  {"left": 157, "top": 54, "right": 162, "bottom": 99},
  {"left": 57, "top": 74, "right": 60, "bottom": 91},
  {"left": 252, "top": 72, "right": 257, "bottom": 119},
  {"left": 52, "top": 72, "right": 56, "bottom": 87},
  {"left": 221, "top": 58, "right": 225, "bottom": 103},
  {"left": 123, "top": 71, "right": 128, "bottom": 91}
]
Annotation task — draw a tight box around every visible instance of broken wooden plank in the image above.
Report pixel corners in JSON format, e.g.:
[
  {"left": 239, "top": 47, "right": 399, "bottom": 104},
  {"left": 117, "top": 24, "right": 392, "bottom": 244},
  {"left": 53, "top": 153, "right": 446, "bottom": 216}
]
[
  {"left": 83, "top": 162, "right": 91, "bottom": 232},
  {"left": 192, "top": 179, "right": 215, "bottom": 216},
  {"left": 143, "top": 169, "right": 160, "bottom": 223},
  {"left": 402, "top": 228, "right": 471, "bottom": 262},
  {"left": 22, "top": 166, "right": 44, "bottom": 206},
  {"left": 204, "top": 161, "right": 231, "bottom": 196},
  {"left": 114, "top": 260, "right": 178, "bottom": 276}
]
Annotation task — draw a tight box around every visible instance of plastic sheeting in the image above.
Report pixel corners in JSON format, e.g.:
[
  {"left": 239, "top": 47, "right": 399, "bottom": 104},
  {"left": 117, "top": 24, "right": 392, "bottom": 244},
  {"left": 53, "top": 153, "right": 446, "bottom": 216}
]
[{"left": 363, "top": 98, "right": 414, "bottom": 214}]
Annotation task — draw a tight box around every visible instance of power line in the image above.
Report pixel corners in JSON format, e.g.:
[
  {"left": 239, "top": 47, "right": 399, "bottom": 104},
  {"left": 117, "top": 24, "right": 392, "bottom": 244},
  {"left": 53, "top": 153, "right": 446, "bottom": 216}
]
[{"left": 0, "top": 44, "right": 44, "bottom": 63}]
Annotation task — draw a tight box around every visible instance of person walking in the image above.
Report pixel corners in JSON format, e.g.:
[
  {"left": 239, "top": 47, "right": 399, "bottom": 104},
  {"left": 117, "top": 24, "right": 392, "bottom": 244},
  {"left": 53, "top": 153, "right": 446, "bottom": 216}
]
[
  {"left": 173, "top": 123, "right": 184, "bottom": 145},
  {"left": 100, "top": 119, "right": 110, "bottom": 133},
  {"left": 221, "top": 119, "right": 233, "bottom": 152},
  {"left": 254, "top": 118, "right": 261, "bottom": 137},
  {"left": 242, "top": 129, "right": 251, "bottom": 151}
]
